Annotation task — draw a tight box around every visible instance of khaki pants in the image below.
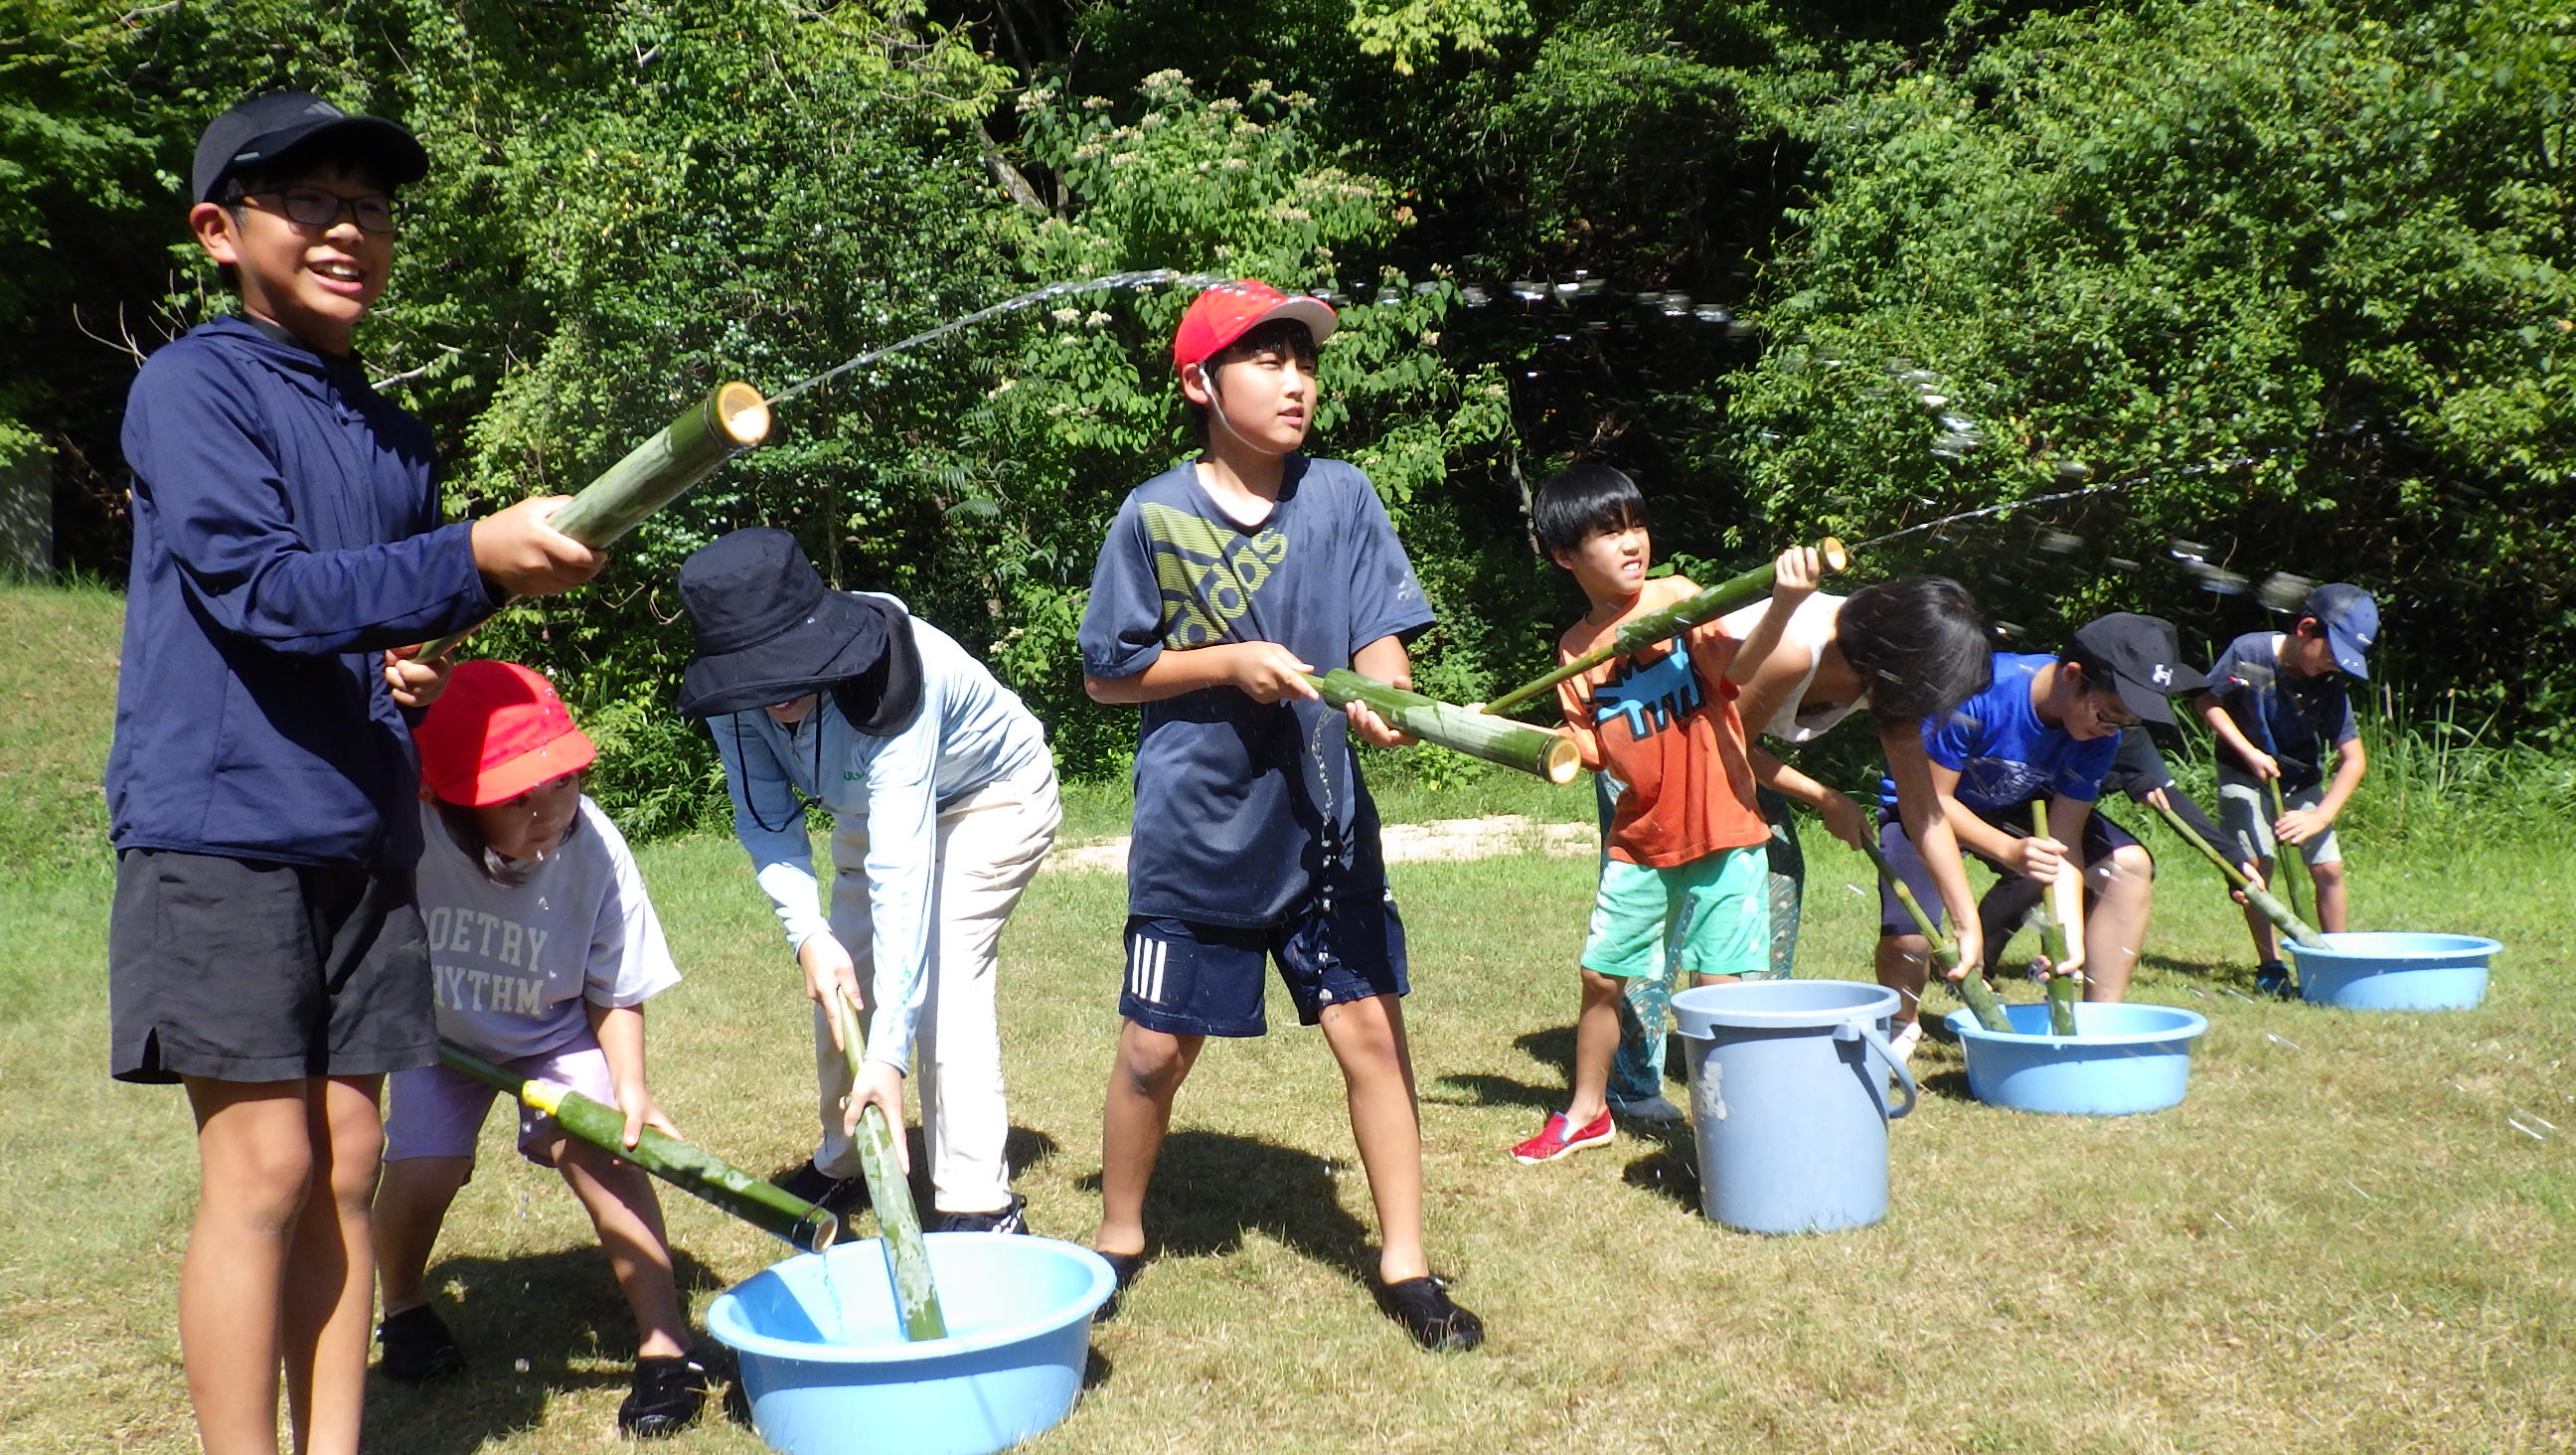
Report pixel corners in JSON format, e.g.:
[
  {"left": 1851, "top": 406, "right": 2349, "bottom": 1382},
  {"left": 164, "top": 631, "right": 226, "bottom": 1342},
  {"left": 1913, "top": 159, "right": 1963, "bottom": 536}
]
[{"left": 811, "top": 760, "right": 1059, "bottom": 1213}]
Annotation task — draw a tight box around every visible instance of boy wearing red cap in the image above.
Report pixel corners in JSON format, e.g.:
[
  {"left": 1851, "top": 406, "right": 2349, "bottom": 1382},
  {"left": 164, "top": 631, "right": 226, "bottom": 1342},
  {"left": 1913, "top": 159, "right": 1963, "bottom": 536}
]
[
  {"left": 1075, "top": 281, "right": 1481, "bottom": 1351},
  {"left": 106, "top": 91, "right": 601, "bottom": 1455},
  {"left": 375, "top": 662, "right": 703, "bottom": 1436}
]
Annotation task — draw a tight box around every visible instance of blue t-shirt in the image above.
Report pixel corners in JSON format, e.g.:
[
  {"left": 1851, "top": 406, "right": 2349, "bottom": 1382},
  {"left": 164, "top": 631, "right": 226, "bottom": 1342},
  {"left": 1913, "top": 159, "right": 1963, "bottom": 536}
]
[
  {"left": 2205, "top": 632, "right": 2358, "bottom": 791},
  {"left": 1079, "top": 456, "right": 1433, "bottom": 927},
  {"left": 1917, "top": 653, "right": 2117, "bottom": 815}
]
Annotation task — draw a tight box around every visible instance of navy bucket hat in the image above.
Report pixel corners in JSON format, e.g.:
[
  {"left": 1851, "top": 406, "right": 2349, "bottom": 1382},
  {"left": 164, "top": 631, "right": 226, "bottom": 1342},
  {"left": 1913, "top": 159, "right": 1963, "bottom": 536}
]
[{"left": 675, "top": 529, "right": 920, "bottom": 730}]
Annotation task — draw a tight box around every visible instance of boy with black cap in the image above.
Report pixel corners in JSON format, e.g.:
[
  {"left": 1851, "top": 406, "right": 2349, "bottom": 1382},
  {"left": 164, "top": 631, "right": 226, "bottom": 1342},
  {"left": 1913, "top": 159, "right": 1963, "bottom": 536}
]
[
  {"left": 1076, "top": 279, "right": 1482, "bottom": 1351},
  {"left": 2195, "top": 582, "right": 2379, "bottom": 992},
  {"left": 677, "top": 528, "right": 1060, "bottom": 1236},
  {"left": 109, "top": 91, "right": 600, "bottom": 1455},
  {"left": 1870, "top": 613, "right": 2208, "bottom": 1050}
]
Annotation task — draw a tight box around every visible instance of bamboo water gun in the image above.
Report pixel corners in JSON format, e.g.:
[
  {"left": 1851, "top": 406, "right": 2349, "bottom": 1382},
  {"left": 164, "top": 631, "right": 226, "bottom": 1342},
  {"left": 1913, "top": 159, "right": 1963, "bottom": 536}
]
[
  {"left": 828, "top": 997, "right": 947, "bottom": 1341},
  {"left": 2029, "top": 803, "right": 2083, "bottom": 1036},
  {"left": 1307, "top": 670, "right": 1580, "bottom": 783},
  {"left": 1852, "top": 818, "right": 2013, "bottom": 1034},
  {"left": 2145, "top": 795, "right": 2326, "bottom": 948},
  {"left": 420, "top": 383, "right": 773, "bottom": 662},
  {"left": 1479, "top": 539, "right": 1850, "bottom": 717},
  {"left": 2264, "top": 778, "right": 2316, "bottom": 925},
  {"left": 436, "top": 1042, "right": 837, "bottom": 1252}
]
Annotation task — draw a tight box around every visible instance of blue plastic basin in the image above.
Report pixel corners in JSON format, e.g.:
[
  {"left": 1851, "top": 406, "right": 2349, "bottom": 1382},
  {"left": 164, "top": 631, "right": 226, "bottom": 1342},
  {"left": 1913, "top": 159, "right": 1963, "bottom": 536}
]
[
  {"left": 709, "top": 1233, "right": 1113, "bottom": 1455},
  {"left": 1943, "top": 1002, "right": 2208, "bottom": 1116},
  {"left": 2287, "top": 931, "right": 2498, "bottom": 1011}
]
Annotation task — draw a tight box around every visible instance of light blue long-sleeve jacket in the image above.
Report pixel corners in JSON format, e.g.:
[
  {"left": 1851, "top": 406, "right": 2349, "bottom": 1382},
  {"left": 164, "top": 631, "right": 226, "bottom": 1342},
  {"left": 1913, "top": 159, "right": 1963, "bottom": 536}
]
[{"left": 711, "top": 594, "right": 1048, "bottom": 1071}]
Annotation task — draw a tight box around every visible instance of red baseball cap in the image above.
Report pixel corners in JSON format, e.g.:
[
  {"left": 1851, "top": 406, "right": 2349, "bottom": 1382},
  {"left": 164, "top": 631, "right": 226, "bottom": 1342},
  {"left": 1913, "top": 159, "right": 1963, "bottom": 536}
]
[
  {"left": 1171, "top": 279, "right": 1338, "bottom": 376},
  {"left": 414, "top": 661, "right": 597, "bottom": 807}
]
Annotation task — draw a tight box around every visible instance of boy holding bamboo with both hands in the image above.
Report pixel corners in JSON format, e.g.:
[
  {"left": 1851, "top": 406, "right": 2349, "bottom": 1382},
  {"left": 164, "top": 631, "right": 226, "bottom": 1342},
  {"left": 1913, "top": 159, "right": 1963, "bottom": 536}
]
[
  {"left": 1514, "top": 463, "right": 1841, "bottom": 1162},
  {"left": 1870, "top": 614, "right": 2207, "bottom": 1050},
  {"left": 1076, "top": 280, "right": 1482, "bottom": 1352},
  {"left": 2195, "top": 583, "right": 2378, "bottom": 994}
]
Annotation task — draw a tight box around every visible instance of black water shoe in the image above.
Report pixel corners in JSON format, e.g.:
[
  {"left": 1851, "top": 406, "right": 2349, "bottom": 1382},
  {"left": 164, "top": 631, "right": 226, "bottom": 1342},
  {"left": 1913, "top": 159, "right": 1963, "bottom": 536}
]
[
  {"left": 617, "top": 1354, "right": 708, "bottom": 1438},
  {"left": 376, "top": 1304, "right": 463, "bottom": 1383},
  {"left": 1375, "top": 1275, "right": 1485, "bottom": 1353}
]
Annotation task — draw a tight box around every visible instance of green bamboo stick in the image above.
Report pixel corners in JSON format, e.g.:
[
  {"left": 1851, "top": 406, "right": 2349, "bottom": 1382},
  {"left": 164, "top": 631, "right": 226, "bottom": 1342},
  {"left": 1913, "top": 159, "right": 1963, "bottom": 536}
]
[
  {"left": 2031, "top": 804, "right": 2081, "bottom": 1036},
  {"left": 2265, "top": 778, "right": 2315, "bottom": 924},
  {"left": 1852, "top": 821, "right": 2012, "bottom": 1034},
  {"left": 828, "top": 997, "right": 947, "bottom": 1342},
  {"left": 1308, "top": 670, "right": 1581, "bottom": 784},
  {"left": 420, "top": 382, "right": 772, "bottom": 662},
  {"left": 2146, "top": 795, "right": 2327, "bottom": 947},
  {"left": 435, "top": 1042, "right": 837, "bottom": 1252},
  {"left": 1481, "top": 539, "right": 1850, "bottom": 716}
]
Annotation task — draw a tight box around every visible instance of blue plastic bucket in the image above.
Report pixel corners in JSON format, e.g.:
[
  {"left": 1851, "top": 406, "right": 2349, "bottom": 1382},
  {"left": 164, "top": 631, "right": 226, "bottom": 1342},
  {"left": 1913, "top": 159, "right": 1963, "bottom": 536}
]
[
  {"left": 2287, "top": 931, "right": 2498, "bottom": 1011},
  {"left": 1943, "top": 1003, "right": 2208, "bottom": 1116},
  {"left": 1670, "top": 980, "right": 1916, "bottom": 1234},
  {"left": 708, "top": 1233, "right": 1114, "bottom": 1455}
]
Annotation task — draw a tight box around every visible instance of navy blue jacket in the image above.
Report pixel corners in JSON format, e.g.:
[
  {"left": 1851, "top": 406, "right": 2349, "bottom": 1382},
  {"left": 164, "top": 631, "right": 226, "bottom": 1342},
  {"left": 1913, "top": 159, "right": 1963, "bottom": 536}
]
[{"left": 109, "top": 316, "right": 495, "bottom": 868}]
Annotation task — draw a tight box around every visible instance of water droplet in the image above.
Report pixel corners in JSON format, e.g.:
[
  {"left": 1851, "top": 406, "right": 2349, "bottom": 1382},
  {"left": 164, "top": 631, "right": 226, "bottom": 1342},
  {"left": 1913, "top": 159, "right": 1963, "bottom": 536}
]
[
  {"left": 1511, "top": 278, "right": 1545, "bottom": 301},
  {"left": 1693, "top": 305, "right": 1730, "bottom": 325}
]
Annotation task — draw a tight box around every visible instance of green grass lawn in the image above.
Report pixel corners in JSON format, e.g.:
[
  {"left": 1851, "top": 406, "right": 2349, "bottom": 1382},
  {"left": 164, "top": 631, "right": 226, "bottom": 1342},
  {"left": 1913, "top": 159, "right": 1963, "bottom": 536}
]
[{"left": 4, "top": 583, "right": 2571, "bottom": 1454}]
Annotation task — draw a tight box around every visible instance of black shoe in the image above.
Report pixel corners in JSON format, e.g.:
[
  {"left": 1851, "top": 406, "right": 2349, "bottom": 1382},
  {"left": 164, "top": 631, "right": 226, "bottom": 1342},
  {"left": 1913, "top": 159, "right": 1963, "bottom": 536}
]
[
  {"left": 376, "top": 1304, "right": 464, "bottom": 1383},
  {"left": 775, "top": 1159, "right": 869, "bottom": 1214},
  {"left": 2255, "top": 962, "right": 2296, "bottom": 1000},
  {"left": 617, "top": 1354, "right": 708, "bottom": 1438},
  {"left": 1375, "top": 1276, "right": 1484, "bottom": 1353},
  {"left": 1092, "top": 1250, "right": 1147, "bottom": 1325},
  {"left": 930, "top": 1194, "right": 1029, "bottom": 1235}
]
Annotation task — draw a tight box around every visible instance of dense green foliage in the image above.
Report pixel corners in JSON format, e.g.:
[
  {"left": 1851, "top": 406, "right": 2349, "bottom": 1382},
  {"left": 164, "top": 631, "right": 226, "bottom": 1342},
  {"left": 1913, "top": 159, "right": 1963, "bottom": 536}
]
[{"left": 5, "top": 0, "right": 2570, "bottom": 829}]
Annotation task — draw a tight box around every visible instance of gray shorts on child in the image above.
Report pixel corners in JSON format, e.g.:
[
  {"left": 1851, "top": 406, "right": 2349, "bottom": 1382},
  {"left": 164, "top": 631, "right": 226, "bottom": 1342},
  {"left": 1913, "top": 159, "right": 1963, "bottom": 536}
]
[
  {"left": 108, "top": 848, "right": 437, "bottom": 1083},
  {"left": 2214, "top": 769, "right": 2342, "bottom": 866}
]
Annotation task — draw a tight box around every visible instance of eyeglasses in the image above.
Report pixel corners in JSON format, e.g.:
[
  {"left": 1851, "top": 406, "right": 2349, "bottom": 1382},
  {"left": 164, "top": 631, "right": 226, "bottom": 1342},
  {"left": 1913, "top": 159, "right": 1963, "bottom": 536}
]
[{"left": 238, "top": 187, "right": 401, "bottom": 235}]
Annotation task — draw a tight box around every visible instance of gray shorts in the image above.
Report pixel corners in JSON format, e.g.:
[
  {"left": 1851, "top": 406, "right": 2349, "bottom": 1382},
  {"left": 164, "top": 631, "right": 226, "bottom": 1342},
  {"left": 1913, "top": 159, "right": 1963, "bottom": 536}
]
[
  {"left": 2215, "top": 770, "right": 2342, "bottom": 866},
  {"left": 384, "top": 1041, "right": 617, "bottom": 1166},
  {"left": 108, "top": 849, "right": 435, "bottom": 1084}
]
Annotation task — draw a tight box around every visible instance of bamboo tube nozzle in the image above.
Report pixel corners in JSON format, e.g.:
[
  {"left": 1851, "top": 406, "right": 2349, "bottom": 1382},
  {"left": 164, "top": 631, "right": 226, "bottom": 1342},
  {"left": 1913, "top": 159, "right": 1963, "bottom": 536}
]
[
  {"left": 436, "top": 1042, "right": 837, "bottom": 1252},
  {"left": 1309, "top": 671, "right": 1581, "bottom": 783},
  {"left": 1482, "top": 538, "right": 1848, "bottom": 717},
  {"left": 419, "top": 383, "right": 773, "bottom": 663}
]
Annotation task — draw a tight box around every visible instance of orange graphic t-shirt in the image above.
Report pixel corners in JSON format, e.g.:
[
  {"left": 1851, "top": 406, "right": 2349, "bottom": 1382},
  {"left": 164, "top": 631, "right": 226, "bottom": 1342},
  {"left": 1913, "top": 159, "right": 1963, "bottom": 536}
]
[{"left": 1554, "top": 576, "right": 1769, "bottom": 868}]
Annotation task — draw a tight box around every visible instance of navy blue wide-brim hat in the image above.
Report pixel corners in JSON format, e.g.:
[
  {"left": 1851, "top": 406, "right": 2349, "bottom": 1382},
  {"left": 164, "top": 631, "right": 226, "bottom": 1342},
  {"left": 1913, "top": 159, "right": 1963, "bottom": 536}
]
[{"left": 675, "top": 528, "right": 919, "bottom": 729}]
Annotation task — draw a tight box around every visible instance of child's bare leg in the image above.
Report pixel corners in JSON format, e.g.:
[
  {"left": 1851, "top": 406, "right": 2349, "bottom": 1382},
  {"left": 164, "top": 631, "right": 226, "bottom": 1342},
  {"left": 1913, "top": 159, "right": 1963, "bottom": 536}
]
[
  {"left": 279, "top": 1075, "right": 386, "bottom": 1455},
  {"left": 2080, "top": 846, "right": 2155, "bottom": 1002},
  {"left": 181, "top": 1077, "right": 318, "bottom": 1455},
  {"left": 1316, "top": 994, "right": 1427, "bottom": 1284},
  {"left": 1565, "top": 969, "right": 1625, "bottom": 1125},
  {"left": 2310, "top": 859, "right": 2348, "bottom": 934},
  {"left": 1093, "top": 1021, "right": 1203, "bottom": 1258},
  {"left": 373, "top": 1155, "right": 473, "bottom": 1316},
  {"left": 1875, "top": 934, "right": 1932, "bottom": 1027},
  {"left": 554, "top": 1140, "right": 692, "bottom": 1359},
  {"left": 2240, "top": 855, "right": 2281, "bottom": 962}
]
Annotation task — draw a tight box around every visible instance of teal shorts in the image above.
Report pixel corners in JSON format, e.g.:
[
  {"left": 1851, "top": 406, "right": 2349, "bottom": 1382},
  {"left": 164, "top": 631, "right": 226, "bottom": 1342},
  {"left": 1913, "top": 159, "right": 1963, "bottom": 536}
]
[{"left": 1582, "top": 845, "right": 1772, "bottom": 981}]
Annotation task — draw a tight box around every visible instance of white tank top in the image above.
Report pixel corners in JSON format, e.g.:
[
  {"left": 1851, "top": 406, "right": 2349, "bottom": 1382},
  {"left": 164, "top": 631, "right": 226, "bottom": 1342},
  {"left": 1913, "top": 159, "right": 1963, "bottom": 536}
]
[{"left": 1718, "top": 591, "right": 1861, "bottom": 743}]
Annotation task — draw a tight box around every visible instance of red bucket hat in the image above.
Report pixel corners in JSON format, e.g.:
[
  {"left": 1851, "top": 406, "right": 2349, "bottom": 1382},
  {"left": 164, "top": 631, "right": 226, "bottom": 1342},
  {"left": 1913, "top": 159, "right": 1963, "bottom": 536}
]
[
  {"left": 414, "top": 661, "right": 597, "bottom": 807},
  {"left": 1171, "top": 279, "right": 1338, "bottom": 377}
]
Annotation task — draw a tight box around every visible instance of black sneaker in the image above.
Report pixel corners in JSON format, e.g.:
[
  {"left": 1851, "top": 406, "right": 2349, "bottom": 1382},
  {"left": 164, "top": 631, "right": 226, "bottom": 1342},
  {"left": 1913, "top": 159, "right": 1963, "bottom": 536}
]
[
  {"left": 2254, "top": 962, "right": 2296, "bottom": 1000},
  {"left": 1092, "top": 1250, "right": 1147, "bottom": 1325},
  {"left": 930, "top": 1194, "right": 1028, "bottom": 1235},
  {"left": 376, "top": 1304, "right": 464, "bottom": 1383},
  {"left": 775, "top": 1159, "right": 869, "bottom": 1214},
  {"left": 617, "top": 1354, "right": 708, "bottom": 1438},
  {"left": 1375, "top": 1276, "right": 1485, "bottom": 1353}
]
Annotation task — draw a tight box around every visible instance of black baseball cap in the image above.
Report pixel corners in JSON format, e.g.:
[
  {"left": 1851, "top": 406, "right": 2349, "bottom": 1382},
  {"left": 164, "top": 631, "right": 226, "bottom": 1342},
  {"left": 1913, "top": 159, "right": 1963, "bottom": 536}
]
[
  {"left": 192, "top": 90, "right": 427, "bottom": 205},
  {"left": 2067, "top": 612, "right": 2208, "bottom": 725}
]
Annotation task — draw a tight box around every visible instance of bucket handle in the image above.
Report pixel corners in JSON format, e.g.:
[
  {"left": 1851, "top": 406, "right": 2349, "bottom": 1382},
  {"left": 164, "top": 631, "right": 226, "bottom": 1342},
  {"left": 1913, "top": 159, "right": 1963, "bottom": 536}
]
[{"left": 1835, "top": 1020, "right": 1918, "bottom": 1120}]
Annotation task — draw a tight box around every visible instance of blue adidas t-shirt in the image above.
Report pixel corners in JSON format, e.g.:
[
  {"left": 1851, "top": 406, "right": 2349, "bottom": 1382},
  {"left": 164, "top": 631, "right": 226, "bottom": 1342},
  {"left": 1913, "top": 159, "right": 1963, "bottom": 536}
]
[
  {"left": 2205, "top": 632, "right": 2358, "bottom": 791},
  {"left": 1918, "top": 653, "right": 2118, "bottom": 814},
  {"left": 1079, "top": 455, "right": 1433, "bottom": 927}
]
